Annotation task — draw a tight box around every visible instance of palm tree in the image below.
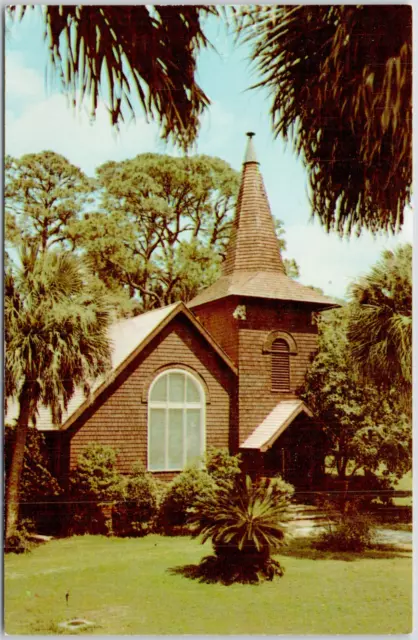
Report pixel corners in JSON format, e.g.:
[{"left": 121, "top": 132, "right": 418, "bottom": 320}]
[
  {"left": 347, "top": 244, "right": 412, "bottom": 409},
  {"left": 7, "top": 5, "right": 217, "bottom": 149},
  {"left": 5, "top": 252, "right": 111, "bottom": 541},
  {"left": 236, "top": 5, "right": 412, "bottom": 236},
  {"left": 189, "top": 475, "right": 292, "bottom": 583}
]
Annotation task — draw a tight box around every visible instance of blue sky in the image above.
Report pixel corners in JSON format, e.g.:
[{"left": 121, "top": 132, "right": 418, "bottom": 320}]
[{"left": 5, "top": 9, "right": 413, "bottom": 299}]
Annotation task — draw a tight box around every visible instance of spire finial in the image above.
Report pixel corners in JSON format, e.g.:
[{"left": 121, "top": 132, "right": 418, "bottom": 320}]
[{"left": 244, "top": 132, "right": 258, "bottom": 164}]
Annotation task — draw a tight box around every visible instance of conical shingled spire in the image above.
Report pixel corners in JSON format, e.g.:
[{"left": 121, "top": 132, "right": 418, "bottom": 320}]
[
  {"left": 188, "top": 134, "right": 337, "bottom": 310},
  {"left": 222, "top": 133, "right": 286, "bottom": 276}
]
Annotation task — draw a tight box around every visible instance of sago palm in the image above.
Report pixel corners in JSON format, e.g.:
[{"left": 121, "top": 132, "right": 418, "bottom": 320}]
[
  {"left": 190, "top": 476, "right": 291, "bottom": 582},
  {"left": 347, "top": 244, "right": 412, "bottom": 409},
  {"left": 5, "top": 252, "right": 111, "bottom": 541}
]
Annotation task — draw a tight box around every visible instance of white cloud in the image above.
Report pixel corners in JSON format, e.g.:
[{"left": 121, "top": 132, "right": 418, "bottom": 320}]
[
  {"left": 5, "top": 51, "right": 44, "bottom": 99},
  {"left": 5, "top": 53, "right": 162, "bottom": 175},
  {"left": 285, "top": 211, "right": 413, "bottom": 299},
  {"left": 6, "top": 92, "right": 162, "bottom": 176}
]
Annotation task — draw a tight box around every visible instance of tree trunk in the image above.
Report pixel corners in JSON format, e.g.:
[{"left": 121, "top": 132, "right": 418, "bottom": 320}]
[{"left": 5, "top": 389, "right": 32, "bottom": 541}]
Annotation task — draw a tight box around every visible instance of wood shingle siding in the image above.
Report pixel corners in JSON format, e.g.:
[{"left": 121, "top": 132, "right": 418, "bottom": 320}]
[{"left": 67, "top": 317, "right": 236, "bottom": 475}]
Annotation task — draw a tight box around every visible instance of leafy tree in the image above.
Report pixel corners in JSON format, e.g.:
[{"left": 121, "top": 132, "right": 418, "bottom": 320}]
[
  {"left": 189, "top": 475, "right": 292, "bottom": 583},
  {"left": 5, "top": 252, "right": 111, "bottom": 541},
  {"left": 347, "top": 244, "right": 412, "bottom": 409},
  {"left": 302, "top": 306, "right": 411, "bottom": 482},
  {"left": 5, "top": 152, "right": 92, "bottom": 256},
  {"left": 8, "top": 5, "right": 216, "bottom": 147},
  {"left": 236, "top": 5, "right": 412, "bottom": 235},
  {"left": 74, "top": 153, "right": 299, "bottom": 312}
]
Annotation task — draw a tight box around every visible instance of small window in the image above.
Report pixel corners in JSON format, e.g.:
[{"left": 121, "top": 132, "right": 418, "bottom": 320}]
[
  {"left": 148, "top": 370, "right": 205, "bottom": 471},
  {"left": 271, "top": 339, "right": 290, "bottom": 392}
]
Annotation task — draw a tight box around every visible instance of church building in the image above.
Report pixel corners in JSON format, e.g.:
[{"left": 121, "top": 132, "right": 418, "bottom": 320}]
[{"left": 27, "top": 134, "right": 338, "bottom": 489}]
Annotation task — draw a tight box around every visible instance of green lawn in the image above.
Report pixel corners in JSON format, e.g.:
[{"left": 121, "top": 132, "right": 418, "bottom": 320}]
[{"left": 4, "top": 535, "right": 412, "bottom": 635}]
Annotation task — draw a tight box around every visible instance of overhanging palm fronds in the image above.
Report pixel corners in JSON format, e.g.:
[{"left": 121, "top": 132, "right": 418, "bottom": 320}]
[
  {"left": 8, "top": 5, "right": 217, "bottom": 148},
  {"left": 236, "top": 5, "right": 412, "bottom": 235}
]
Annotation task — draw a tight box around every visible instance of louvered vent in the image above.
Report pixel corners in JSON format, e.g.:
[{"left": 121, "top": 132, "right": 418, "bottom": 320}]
[{"left": 271, "top": 339, "right": 290, "bottom": 392}]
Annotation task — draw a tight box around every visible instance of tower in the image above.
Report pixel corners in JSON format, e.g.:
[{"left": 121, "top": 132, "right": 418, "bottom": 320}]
[{"left": 189, "top": 134, "right": 336, "bottom": 467}]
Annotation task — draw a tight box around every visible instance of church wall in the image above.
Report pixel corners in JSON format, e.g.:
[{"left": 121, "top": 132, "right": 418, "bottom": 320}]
[
  {"left": 193, "top": 298, "right": 240, "bottom": 365},
  {"left": 66, "top": 317, "right": 236, "bottom": 476},
  {"left": 237, "top": 299, "right": 319, "bottom": 444}
]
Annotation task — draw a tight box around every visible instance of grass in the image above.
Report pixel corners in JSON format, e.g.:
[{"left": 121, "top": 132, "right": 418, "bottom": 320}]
[{"left": 4, "top": 535, "right": 412, "bottom": 635}]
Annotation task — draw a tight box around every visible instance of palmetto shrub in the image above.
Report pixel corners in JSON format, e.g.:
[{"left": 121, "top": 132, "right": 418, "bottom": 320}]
[{"left": 189, "top": 475, "right": 292, "bottom": 583}]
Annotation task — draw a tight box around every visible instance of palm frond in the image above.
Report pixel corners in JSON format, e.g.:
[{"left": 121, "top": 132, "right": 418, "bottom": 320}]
[
  {"left": 8, "top": 5, "right": 217, "bottom": 149},
  {"left": 235, "top": 5, "right": 412, "bottom": 235}
]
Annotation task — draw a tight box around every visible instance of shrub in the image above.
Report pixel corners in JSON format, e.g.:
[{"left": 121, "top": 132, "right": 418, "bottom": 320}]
[
  {"left": 4, "top": 424, "right": 62, "bottom": 502},
  {"left": 112, "top": 464, "right": 159, "bottom": 536},
  {"left": 204, "top": 447, "right": 242, "bottom": 486},
  {"left": 189, "top": 475, "right": 292, "bottom": 583},
  {"left": 5, "top": 424, "right": 63, "bottom": 534},
  {"left": 315, "top": 511, "right": 376, "bottom": 552},
  {"left": 4, "top": 518, "right": 36, "bottom": 554},
  {"left": 158, "top": 467, "right": 216, "bottom": 533},
  {"left": 69, "top": 444, "right": 123, "bottom": 535}
]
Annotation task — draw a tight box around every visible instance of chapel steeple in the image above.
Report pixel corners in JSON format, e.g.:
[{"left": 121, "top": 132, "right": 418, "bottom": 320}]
[
  {"left": 189, "top": 133, "right": 336, "bottom": 310},
  {"left": 222, "top": 132, "right": 286, "bottom": 276}
]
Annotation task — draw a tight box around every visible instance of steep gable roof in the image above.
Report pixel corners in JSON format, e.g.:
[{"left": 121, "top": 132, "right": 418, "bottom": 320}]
[
  {"left": 189, "top": 133, "right": 338, "bottom": 310},
  {"left": 5, "top": 302, "right": 237, "bottom": 431}
]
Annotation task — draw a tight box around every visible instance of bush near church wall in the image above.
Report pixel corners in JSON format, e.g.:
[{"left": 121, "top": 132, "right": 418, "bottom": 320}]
[
  {"left": 4, "top": 424, "right": 63, "bottom": 534},
  {"left": 66, "top": 446, "right": 245, "bottom": 537},
  {"left": 112, "top": 464, "right": 160, "bottom": 536},
  {"left": 68, "top": 443, "right": 123, "bottom": 535}
]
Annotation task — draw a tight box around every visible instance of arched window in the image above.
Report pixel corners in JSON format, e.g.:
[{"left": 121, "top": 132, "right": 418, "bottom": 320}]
[
  {"left": 271, "top": 339, "right": 290, "bottom": 392},
  {"left": 148, "top": 370, "right": 205, "bottom": 471}
]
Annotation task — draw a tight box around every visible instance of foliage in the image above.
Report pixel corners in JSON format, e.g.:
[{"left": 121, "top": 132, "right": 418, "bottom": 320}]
[
  {"left": 112, "top": 463, "right": 160, "bottom": 537},
  {"left": 204, "top": 447, "right": 242, "bottom": 487},
  {"left": 74, "top": 154, "right": 239, "bottom": 310},
  {"left": 9, "top": 5, "right": 217, "bottom": 147},
  {"left": 348, "top": 244, "right": 412, "bottom": 407},
  {"left": 5, "top": 252, "right": 111, "bottom": 540},
  {"left": 4, "top": 424, "right": 62, "bottom": 503},
  {"left": 237, "top": 5, "right": 412, "bottom": 235},
  {"left": 69, "top": 444, "right": 123, "bottom": 535},
  {"left": 4, "top": 521, "right": 35, "bottom": 555},
  {"left": 73, "top": 152, "right": 298, "bottom": 311},
  {"left": 189, "top": 475, "right": 292, "bottom": 583},
  {"left": 158, "top": 467, "right": 216, "bottom": 533},
  {"left": 316, "top": 511, "right": 376, "bottom": 552},
  {"left": 302, "top": 304, "right": 412, "bottom": 482},
  {"left": 5, "top": 152, "right": 92, "bottom": 257}
]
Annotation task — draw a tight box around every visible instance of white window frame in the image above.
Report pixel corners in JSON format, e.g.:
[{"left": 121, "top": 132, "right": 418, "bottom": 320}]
[{"left": 147, "top": 369, "right": 206, "bottom": 472}]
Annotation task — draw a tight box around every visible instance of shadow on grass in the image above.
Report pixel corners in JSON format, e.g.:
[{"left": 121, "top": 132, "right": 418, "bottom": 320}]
[
  {"left": 279, "top": 538, "right": 412, "bottom": 562},
  {"left": 169, "top": 554, "right": 284, "bottom": 585}
]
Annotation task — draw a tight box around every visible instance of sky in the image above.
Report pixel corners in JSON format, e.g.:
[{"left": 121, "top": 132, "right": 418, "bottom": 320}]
[{"left": 4, "top": 8, "right": 413, "bottom": 300}]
